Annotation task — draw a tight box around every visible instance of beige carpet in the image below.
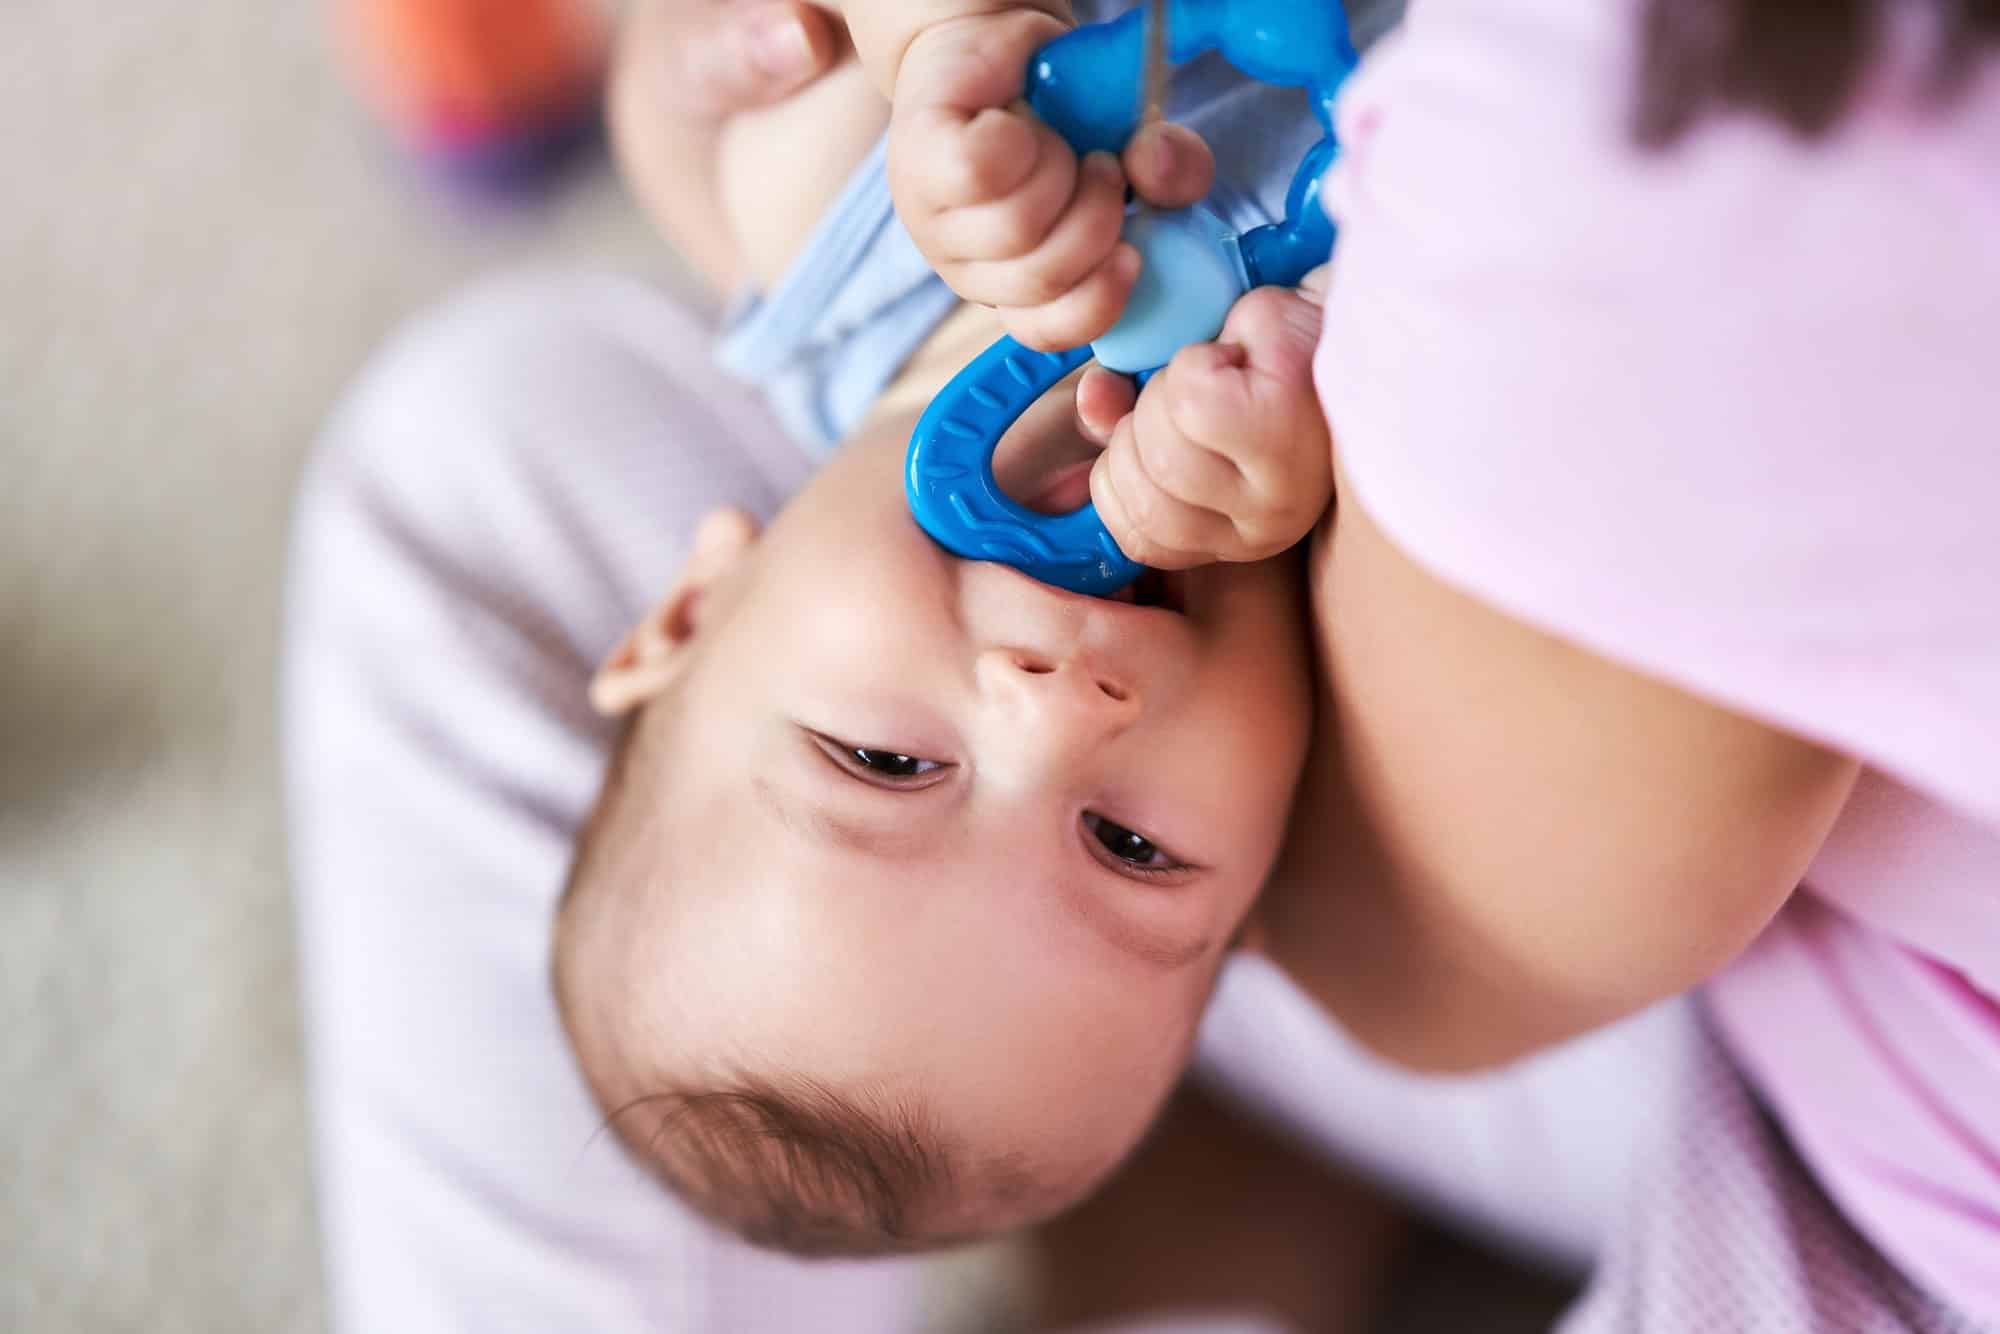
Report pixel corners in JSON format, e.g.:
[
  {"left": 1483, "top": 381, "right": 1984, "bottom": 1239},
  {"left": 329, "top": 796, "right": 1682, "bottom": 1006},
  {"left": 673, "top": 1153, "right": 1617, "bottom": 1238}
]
[{"left": 0, "top": 4, "right": 662, "bottom": 1328}]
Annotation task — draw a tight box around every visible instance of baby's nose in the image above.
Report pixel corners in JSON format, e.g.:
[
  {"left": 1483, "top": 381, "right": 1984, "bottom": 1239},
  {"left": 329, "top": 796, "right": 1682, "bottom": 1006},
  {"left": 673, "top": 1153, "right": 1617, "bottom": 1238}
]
[{"left": 976, "top": 646, "right": 1142, "bottom": 742}]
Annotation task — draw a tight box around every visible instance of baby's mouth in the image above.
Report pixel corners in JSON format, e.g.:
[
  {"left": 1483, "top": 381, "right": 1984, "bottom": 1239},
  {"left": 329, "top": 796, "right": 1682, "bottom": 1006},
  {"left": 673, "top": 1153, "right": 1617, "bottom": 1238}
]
[
  {"left": 1105, "top": 568, "right": 1187, "bottom": 614},
  {"left": 1006, "top": 443, "right": 1188, "bottom": 616}
]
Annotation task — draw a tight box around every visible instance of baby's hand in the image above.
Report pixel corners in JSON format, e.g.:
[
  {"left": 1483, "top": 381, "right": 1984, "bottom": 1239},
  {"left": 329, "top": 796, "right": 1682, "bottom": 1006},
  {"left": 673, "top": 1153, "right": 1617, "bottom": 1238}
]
[
  {"left": 611, "top": 0, "right": 846, "bottom": 293},
  {"left": 875, "top": 8, "right": 1216, "bottom": 351},
  {"left": 1078, "top": 271, "right": 1332, "bottom": 569}
]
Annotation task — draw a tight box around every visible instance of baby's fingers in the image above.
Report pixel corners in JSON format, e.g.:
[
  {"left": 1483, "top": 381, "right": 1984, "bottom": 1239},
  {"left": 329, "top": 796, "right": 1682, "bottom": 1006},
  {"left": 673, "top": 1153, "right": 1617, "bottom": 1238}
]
[
  {"left": 893, "top": 103, "right": 1045, "bottom": 213},
  {"left": 927, "top": 130, "right": 1123, "bottom": 282},
  {"left": 1091, "top": 421, "right": 1242, "bottom": 570},
  {"left": 1122, "top": 122, "right": 1215, "bottom": 209},
  {"left": 995, "top": 241, "right": 1141, "bottom": 352},
  {"left": 1132, "top": 358, "right": 1251, "bottom": 504},
  {"left": 885, "top": 10, "right": 1073, "bottom": 215},
  {"left": 1211, "top": 284, "right": 1326, "bottom": 389},
  {"left": 1162, "top": 289, "right": 1329, "bottom": 481},
  {"left": 924, "top": 117, "right": 1086, "bottom": 263},
  {"left": 951, "top": 149, "right": 1130, "bottom": 321},
  {"left": 1075, "top": 365, "right": 1137, "bottom": 446}
]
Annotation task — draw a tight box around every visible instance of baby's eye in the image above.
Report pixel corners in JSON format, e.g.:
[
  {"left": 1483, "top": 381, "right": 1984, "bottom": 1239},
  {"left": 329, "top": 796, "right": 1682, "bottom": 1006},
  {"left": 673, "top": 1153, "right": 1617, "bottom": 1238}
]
[
  {"left": 811, "top": 732, "right": 951, "bottom": 787},
  {"left": 849, "top": 748, "right": 943, "bottom": 779},
  {"left": 1084, "top": 813, "right": 1184, "bottom": 875}
]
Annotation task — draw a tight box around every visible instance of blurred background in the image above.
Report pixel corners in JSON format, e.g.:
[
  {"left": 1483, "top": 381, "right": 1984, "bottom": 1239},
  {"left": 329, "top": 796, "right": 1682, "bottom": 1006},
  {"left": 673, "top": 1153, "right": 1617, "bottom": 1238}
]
[{"left": 1, "top": 3, "right": 663, "bottom": 1328}]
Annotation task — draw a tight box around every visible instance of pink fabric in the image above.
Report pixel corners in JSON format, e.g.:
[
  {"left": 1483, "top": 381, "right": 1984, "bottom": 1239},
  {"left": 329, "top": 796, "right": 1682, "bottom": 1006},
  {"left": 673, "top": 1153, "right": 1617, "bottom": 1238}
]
[{"left": 1314, "top": 0, "right": 2000, "bottom": 1321}]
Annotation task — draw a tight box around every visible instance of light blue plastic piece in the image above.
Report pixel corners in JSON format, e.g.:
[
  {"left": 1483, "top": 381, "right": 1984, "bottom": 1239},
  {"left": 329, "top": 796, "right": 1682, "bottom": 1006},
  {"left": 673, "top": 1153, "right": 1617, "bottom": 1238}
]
[
  {"left": 1092, "top": 207, "right": 1249, "bottom": 375},
  {"left": 908, "top": 0, "right": 1358, "bottom": 596}
]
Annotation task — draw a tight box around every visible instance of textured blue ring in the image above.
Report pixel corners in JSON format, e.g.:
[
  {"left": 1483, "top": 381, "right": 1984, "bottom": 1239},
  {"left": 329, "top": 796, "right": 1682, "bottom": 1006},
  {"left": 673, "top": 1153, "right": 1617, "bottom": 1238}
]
[{"left": 907, "top": 0, "right": 1358, "bottom": 596}]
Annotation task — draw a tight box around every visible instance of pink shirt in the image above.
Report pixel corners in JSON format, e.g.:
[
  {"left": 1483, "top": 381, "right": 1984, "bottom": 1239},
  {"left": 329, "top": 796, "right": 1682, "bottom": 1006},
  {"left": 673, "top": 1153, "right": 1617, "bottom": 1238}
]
[{"left": 1315, "top": 0, "right": 2000, "bottom": 1318}]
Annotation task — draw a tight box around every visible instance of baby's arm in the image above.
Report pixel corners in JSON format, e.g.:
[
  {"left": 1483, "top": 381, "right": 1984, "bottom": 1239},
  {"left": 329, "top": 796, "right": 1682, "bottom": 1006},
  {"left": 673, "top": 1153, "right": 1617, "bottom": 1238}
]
[
  {"left": 610, "top": 1, "right": 855, "bottom": 296},
  {"left": 844, "top": 1, "right": 1216, "bottom": 350},
  {"left": 1074, "top": 274, "right": 1333, "bottom": 568}
]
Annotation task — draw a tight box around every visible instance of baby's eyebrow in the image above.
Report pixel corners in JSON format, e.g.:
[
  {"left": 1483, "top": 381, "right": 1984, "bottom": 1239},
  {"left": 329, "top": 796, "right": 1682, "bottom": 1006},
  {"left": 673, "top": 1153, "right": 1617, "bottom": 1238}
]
[{"left": 753, "top": 777, "right": 932, "bottom": 862}]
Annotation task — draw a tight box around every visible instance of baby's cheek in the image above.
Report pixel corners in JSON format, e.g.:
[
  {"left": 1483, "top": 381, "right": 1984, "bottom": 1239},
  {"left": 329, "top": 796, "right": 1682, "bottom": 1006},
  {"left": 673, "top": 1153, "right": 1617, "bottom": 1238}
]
[{"left": 1192, "top": 676, "right": 1310, "bottom": 819}]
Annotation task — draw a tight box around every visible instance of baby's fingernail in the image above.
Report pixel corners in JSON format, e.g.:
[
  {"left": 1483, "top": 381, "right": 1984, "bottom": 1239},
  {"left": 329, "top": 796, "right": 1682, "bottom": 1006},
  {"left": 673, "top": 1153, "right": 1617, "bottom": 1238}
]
[
  {"left": 1113, "top": 242, "right": 1142, "bottom": 284},
  {"left": 1144, "top": 123, "right": 1209, "bottom": 186},
  {"left": 747, "top": 11, "right": 812, "bottom": 78},
  {"left": 1083, "top": 151, "right": 1122, "bottom": 189}
]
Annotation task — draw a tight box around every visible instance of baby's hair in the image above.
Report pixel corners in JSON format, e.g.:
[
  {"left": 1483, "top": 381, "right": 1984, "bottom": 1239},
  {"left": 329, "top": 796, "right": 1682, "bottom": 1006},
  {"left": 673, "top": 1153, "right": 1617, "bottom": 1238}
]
[
  {"left": 551, "top": 705, "right": 1050, "bottom": 1255},
  {"left": 603, "top": 1076, "right": 952, "bottom": 1256}
]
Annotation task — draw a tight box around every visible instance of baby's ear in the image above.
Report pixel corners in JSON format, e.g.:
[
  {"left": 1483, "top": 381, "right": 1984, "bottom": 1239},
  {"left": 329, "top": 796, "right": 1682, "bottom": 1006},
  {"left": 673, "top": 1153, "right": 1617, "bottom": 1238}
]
[{"left": 590, "top": 508, "right": 760, "bottom": 716}]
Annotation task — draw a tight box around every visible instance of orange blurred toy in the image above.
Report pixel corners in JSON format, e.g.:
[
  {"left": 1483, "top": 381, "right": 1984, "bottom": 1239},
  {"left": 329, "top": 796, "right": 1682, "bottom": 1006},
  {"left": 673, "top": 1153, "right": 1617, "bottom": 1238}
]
[{"left": 338, "top": 0, "right": 608, "bottom": 189}]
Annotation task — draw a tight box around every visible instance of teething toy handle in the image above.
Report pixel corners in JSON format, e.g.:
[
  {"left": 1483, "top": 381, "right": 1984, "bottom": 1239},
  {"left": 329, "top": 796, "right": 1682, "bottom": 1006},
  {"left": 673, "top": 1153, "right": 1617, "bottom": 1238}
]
[
  {"left": 907, "top": 0, "right": 1357, "bottom": 597},
  {"left": 1028, "top": 0, "right": 1354, "bottom": 292},
  {"left": 907, "top": 340, "right": 1133, "bottom": 590}
]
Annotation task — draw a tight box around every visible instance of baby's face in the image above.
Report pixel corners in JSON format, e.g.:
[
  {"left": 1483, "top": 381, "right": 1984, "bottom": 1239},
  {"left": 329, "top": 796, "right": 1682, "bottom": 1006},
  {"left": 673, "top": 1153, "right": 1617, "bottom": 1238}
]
[{"left": 614, "top": 413, "right": 1312, "bottom": 1230}]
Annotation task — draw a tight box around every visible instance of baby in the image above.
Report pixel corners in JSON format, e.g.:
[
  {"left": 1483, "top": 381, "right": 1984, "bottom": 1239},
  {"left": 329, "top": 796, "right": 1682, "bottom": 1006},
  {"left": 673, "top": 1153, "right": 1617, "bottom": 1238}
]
[{"left": 553, "top": 0, "right": 1336, "bottom": 1255}]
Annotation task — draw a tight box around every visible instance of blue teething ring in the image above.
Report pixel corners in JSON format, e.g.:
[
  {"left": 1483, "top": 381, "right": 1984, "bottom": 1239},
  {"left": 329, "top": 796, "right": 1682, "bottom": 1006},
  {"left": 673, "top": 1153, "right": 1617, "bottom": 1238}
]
[{"left": 907, "top": 0, "right": 1358, "bottom": 596}]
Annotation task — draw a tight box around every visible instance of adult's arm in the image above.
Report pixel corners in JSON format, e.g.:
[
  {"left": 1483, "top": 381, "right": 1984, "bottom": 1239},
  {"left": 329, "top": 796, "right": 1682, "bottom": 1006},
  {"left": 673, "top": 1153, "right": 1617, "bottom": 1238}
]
[
  {"left": 1266, "top": 0, "right": 1998, "bottom": 1072},
  {"left": 1266, "top": 478, "right": 1857, "bottom": 1072}
]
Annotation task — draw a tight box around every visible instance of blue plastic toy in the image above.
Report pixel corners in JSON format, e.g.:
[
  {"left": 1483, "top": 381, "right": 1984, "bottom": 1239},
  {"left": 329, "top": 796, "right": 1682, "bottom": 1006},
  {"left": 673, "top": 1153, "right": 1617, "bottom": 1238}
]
[{"left": 906, "top": 0, "right": 1358, "bottom": 596}]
